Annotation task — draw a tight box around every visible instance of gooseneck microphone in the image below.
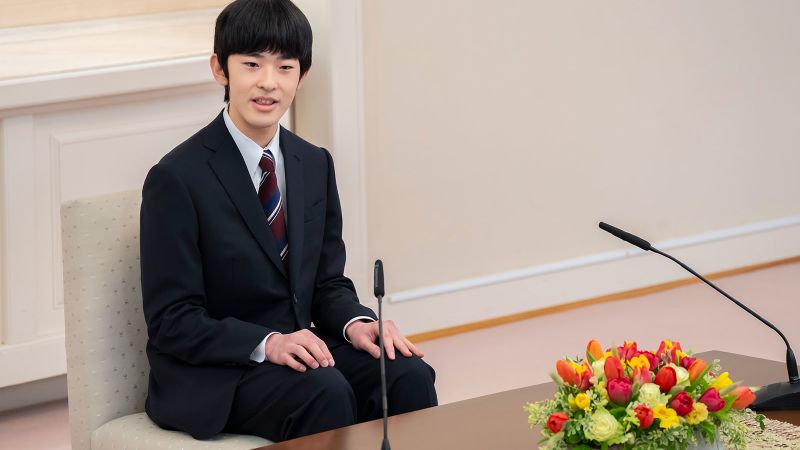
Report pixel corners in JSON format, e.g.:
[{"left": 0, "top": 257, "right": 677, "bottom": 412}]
[
  {"left": 374, "top": 260, "right": 391, "bottom": 450},
  {"left": 599, "top": 222, "right": 800, "bottom": 411}
]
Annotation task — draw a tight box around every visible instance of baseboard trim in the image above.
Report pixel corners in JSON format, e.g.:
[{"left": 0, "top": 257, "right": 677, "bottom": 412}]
[
  {"left": 0, "top": 335, "right": 66, "bottom": 388},
  {"left": 407, "top": 255, "right": 800, "bottom": 343}
]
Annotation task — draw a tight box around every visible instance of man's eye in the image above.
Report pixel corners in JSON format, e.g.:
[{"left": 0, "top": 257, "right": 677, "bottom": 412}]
[
  {"left": 244, "top": 62, "right": 259, "bottom": 68},
  {"left": 280, "top": 65, "right": 295, "bottom": 70}
]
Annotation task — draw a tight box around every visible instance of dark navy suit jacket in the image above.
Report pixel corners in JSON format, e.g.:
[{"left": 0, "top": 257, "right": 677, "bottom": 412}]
[{"left": 140, "top": 111, "right": 377, "bottom": 438}]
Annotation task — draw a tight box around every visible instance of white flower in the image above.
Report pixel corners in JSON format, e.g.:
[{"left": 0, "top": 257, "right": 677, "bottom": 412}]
[
  {"left": 592, "top": 358, "right": 606, "bottom": 379},
  {"left": 638, "top": 383, "right": 669, "bottom": 407},
  {"left": 584, "top": 408, "right": 622, "bottom": 442}
]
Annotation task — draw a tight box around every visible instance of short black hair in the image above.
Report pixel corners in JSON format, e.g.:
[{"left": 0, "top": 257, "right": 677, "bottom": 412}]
[{"left": 214, "top": 0, "right": 313, "bottom": 102}]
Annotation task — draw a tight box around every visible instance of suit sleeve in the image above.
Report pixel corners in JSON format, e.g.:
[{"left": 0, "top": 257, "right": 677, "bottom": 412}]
[
  {"left": 311, "top": 149, "right": 378, "bottom": 338},
  {"left": 141, "top": 163, "right": 272, "bottom": 366}
]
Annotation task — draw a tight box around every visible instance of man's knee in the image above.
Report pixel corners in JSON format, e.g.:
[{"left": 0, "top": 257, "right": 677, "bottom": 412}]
[
  {"left": 387, "top": 356, "right": 437, "bottom": 411},
  {"left": 300, "top": 367, "right": 357, "bottom": 413},
  {"left": 390, "top": 356, "right": 436, "bottom": 387}
]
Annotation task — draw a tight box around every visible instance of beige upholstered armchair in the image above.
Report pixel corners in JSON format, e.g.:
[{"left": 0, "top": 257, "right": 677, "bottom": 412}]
[{"left": 61, "top": 190, "right": 272, "bottom": 449}]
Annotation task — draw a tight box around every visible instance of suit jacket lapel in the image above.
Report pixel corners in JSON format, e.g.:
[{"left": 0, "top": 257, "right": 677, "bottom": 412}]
[
  {"left": 281, "top": 126, "right": 305, "bottom": 292},
  {"left": 204, "top": 112, "right": 288, "bottom": 278}
]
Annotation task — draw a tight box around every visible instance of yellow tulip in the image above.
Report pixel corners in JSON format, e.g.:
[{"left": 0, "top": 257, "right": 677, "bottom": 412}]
[{"left": 711, "top": 372, "right": 733, "bottom": 392}]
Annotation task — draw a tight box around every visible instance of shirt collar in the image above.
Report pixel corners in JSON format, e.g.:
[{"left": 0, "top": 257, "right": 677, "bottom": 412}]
[{"left": 222, "top": 106, "right": 281, "bottom": 177}]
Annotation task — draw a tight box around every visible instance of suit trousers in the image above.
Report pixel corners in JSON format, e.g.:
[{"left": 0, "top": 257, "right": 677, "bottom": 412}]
[{"left": 223, "top": 341, "right": 438, "bottom": 442}]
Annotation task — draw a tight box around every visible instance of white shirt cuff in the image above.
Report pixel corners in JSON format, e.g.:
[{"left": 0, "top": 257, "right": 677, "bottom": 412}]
[
  {"left": 343, "top": 316, "right": 376, "bottom": 343},
  {"left": 249, "top": 332, "right": 280, "bottom": 363}
]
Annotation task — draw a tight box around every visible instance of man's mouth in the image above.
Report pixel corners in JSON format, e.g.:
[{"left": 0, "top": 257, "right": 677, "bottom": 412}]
[
  {"left": 253, "top": 97, "right": 278, "bottom": 106},
  {"left": 252, "top": 97, "right": 279, "bottom": 112}
]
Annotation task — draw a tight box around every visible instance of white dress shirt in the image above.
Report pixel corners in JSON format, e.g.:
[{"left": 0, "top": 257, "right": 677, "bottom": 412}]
[{"left": 222, "top": 108, "right": 372, "bottom": 363}]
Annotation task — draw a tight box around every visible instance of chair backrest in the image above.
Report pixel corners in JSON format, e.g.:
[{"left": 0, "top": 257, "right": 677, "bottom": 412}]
[{"left": 62, "top": 190, "right": 147, "bottom": 450}]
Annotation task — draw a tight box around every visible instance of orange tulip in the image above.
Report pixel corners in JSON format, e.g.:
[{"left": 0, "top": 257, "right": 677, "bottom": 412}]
[
  {"left": 587, "top": 339, "right": 604, "bottom": 361},
  {"left": 731, "top": 386, "right": 756, "bottom": 410},
  {"left": 688, "top": 359, "right": 707, "bottom": 383},
  {"left": 556, "top": 359, "right": 578, "bottom": 385}
]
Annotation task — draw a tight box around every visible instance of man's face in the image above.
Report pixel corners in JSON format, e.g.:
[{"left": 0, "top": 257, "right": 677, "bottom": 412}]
[{"left": 211, "top": 51, "right": 304, "bottom": 146}]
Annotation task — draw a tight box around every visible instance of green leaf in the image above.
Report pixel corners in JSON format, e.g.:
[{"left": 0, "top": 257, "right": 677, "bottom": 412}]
[
  {"left": 755, "top": 413, "right": 766, "bottom": 431},
  {"left": 720, "top": 382, "right": 740, "bottom": 396},
  {"left": 609, "top": 407, "right": 627, "bottom": 419},
  {"left": 700, "top": 421, "right": 716, "bottom": 443}
]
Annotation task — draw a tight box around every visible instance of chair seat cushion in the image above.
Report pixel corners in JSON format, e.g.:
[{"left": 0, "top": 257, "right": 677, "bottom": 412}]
[{"left": 91, "top": 412, "right": 273, "bottom": 449}]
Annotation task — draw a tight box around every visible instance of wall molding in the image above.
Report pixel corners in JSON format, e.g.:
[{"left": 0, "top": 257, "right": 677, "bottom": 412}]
[
  {"left": 388, "top": 215, "right": 800, "bottom": 304},
  {"left": 328, "top": 0, "right": 370, "bottom": 295},
  {"left": 407, "top": 255, "right": 800, "bottom": 343}
]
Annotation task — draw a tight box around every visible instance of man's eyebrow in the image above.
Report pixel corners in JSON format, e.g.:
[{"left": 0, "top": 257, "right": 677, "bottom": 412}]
[{"left": 242, "top": 51, "right": 294, "bottom": 60}]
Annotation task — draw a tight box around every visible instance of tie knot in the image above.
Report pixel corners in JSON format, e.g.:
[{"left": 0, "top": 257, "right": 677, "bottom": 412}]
[{"left": 260, "top": 149, "right": 276, "bottom": 173}]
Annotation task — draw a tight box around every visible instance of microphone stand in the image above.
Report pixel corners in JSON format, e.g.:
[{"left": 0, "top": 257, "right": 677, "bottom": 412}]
[
  {"left": 599, "top": 222, "right": 800, "bottom": 410},
  {"left": 374, "top": 260, "right": 391, "bottom": 450}
]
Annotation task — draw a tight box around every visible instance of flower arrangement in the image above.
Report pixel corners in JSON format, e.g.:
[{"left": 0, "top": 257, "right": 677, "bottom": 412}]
[{"left": 524, "top": 340, "right": 765, "bottom": 450}]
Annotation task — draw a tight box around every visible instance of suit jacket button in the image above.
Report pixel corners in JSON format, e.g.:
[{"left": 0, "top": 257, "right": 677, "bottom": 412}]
[{"left": 293, "top": 294, "right": 298, "bottom": 304}]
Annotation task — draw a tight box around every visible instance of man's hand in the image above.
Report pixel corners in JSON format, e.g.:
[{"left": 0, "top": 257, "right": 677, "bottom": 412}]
[
  {"left": 264, "top": 329, "right": 335, "bottom": 372},
  {"left": 345, "top": 320, "right": 424, "bottom": 360}
]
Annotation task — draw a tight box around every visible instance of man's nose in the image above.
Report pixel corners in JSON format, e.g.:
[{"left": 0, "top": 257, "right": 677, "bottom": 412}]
[{"left": 257, "top": 68, "right": 277, "bottom": 90}]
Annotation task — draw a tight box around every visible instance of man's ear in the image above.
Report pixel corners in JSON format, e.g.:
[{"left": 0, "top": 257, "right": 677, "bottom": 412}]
[{"left": 210, "top": 54, "right": 228, "bottom": 88}]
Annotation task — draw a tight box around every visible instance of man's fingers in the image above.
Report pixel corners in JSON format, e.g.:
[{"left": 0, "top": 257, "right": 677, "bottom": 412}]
[
  {"left": 314, "top": 336, "right": 335, "bottom": 367},
  {"left": 283, "top": 353, "right": 307, "bottom": 372},
  {"left": 289, "top": 344, "right": 319, "bottom": 369},
  {"left": 392, "top": 334, "right": 414, "bottom": 357},
  {"left": 382, "top": 333, "right": 396, "bottom": 360},
  {"left": 304, "top": 341, "right": 330, "bottom": 368},
  {"left": 404, "top": 337, "right": 424, "bottom": 357},
  {"left": 359, "top": 337, "right": 381, "bottom": 359}
]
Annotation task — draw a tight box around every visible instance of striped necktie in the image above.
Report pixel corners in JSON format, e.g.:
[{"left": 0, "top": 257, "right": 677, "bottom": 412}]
[{"left": 258, "top": 149, "right": 288, "bottom": 267}]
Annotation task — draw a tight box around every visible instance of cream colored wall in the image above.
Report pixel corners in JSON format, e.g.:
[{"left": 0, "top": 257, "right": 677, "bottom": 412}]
[
  {"left": 0, "top": 0, "right": 230, "bottom": 28},
  {"left": 362, "top": 0, "right": 800, "bottom": 294}
]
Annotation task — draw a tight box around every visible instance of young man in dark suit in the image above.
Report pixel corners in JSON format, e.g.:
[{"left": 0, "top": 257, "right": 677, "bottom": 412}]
[{"left": 140, "top": 0, "right": 437, "bottom": 442}]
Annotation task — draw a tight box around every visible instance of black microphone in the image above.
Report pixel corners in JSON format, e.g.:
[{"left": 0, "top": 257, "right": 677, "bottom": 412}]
[
  {"left": 599, "top": 221, "right": 800, "bottom": 410},
  {"left": 374, "top": 260, "right": 391, "bottom": 450}
]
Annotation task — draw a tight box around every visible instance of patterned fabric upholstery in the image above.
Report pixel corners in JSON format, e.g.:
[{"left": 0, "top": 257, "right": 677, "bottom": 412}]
[
  {"left": 61, "top": 190, "right": 272, "bottom": 449},
  {"left": 92, "top": 413, "right": 270, "bottom": 449}
]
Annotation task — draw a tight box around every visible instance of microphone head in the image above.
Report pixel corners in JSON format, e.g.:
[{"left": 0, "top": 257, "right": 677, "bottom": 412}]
[
  {"left": 598, "top": 221, "right": 652, "bottom": 251},
  {"left": 374, "top": 260, "right": 385, "bottom": 298}
]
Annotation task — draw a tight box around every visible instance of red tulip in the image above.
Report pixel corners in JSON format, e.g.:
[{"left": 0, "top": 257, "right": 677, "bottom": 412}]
[
  {"left": 617, "top": 341, "right": 638, "bottom": 361},
  {"left": 547, "top": 412, "right": 569, "bottom": 433},
  {"left": 671, "top": 391, "right": 694, "bottom": 416},
  {"left": 587, "top": 339, "right": 604, "bottom": 361},
  {"left": 608, "top": 377, "right": 633, "bottom": 405},
  {"left": 657, "top": 340, "right": 682, "bottom": 363},
  {"left": 680, "top": 356, "right": 696, "bottom": 370},
  {"left": 632, "top": 365, "right": 652, "bottom": 384},
  {"left": 556, "top": 360, "right": 578, "bottom": 385},
  {"left": 688, "top": 359, "right": 707, "bottom": 383},
  {"left": 577, "top": 362, "right": 593, "bottom": 390},
  {"left": 604, "top": 356, "right": 625, "bottom": 380},
  {"left": 654, "top": 366, "right": 677, "bottom": 393},
  {"left": 634, "top": 404, "right": 654, "bottom": 429},
  {"left": 699, "top": 388, "right": 726, "bottom": 412},
  {"left": 731, "top": 386, "right": 756, "bottom": 410}
]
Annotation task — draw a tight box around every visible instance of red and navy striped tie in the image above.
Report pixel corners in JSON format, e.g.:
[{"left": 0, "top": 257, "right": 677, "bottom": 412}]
[{"left": 258, "top": 149, "right": 288, "bottom": 268}]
